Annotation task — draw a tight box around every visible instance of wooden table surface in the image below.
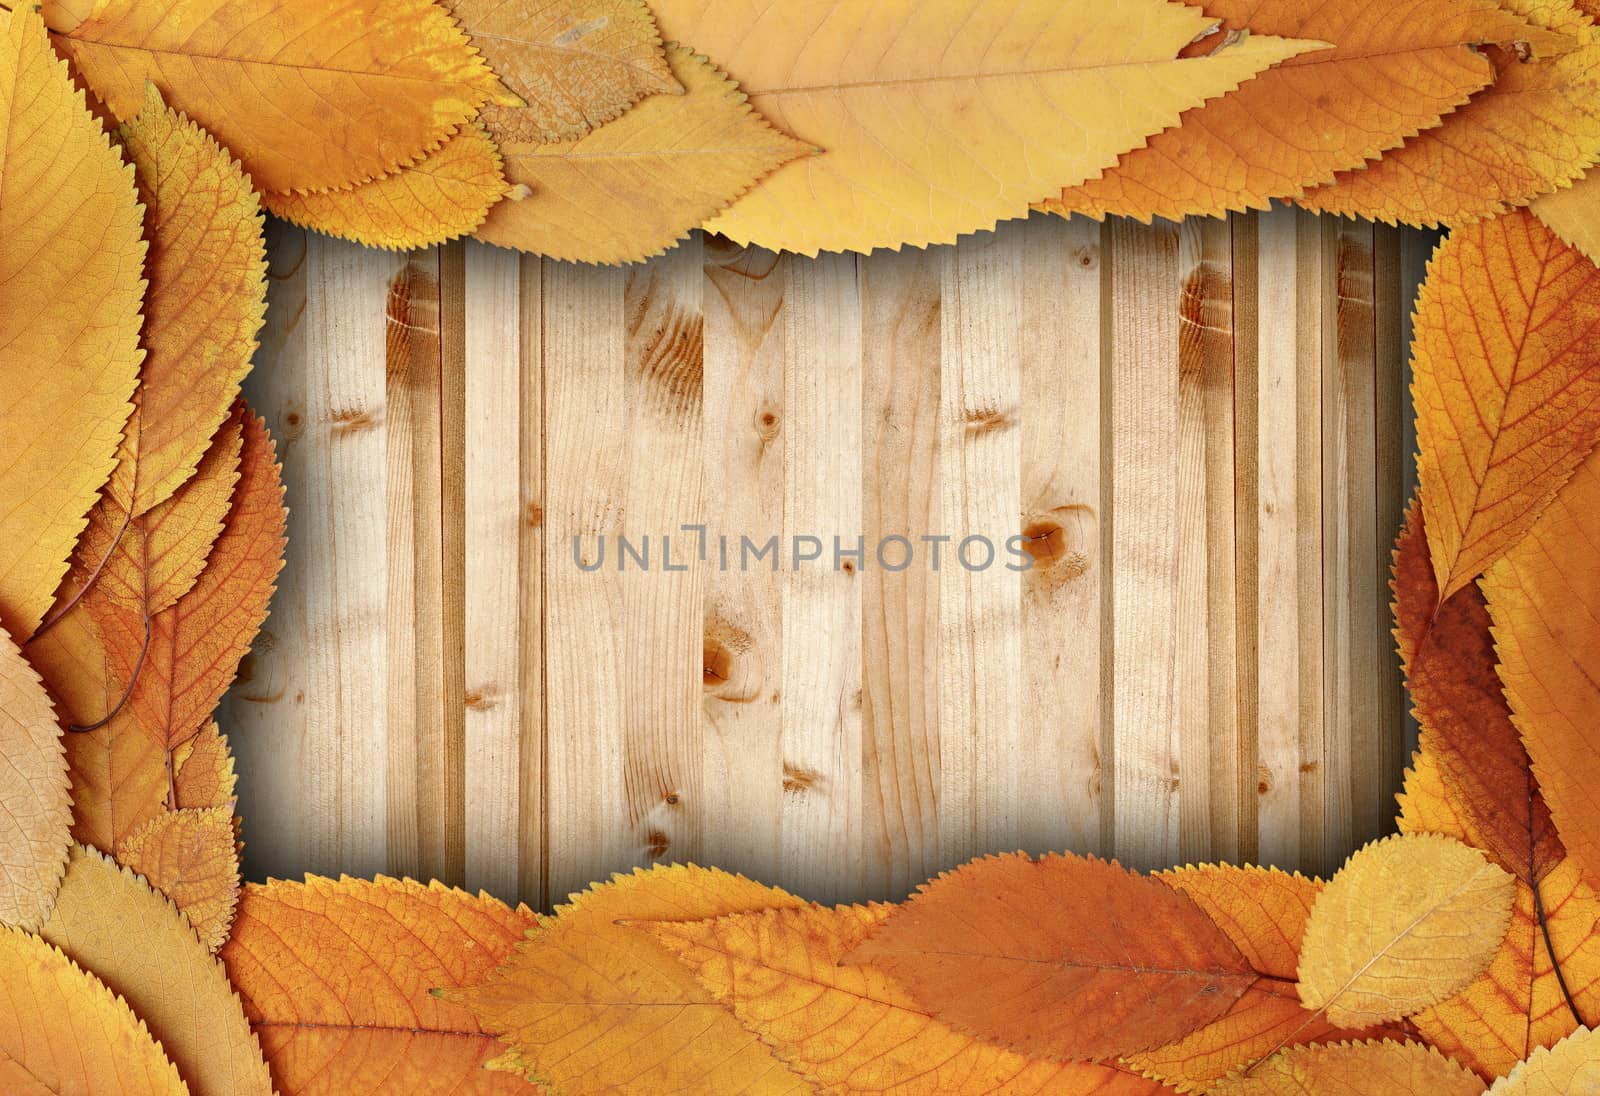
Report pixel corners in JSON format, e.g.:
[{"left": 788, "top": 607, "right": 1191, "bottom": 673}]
[{"left": 224, "top": 210, "right": 1433, "bottom": 910}]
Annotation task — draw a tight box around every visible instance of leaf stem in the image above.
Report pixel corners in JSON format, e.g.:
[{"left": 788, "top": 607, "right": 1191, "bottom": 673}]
[
  {"left": 28, "top": 499, "right": 132, "bottom": 643},
  {"left": 1533, "top": 867, "right": 1584, "bottom": 1027},
  {"left": 68, "top": 613, "right": 148, "bottom": 732}
]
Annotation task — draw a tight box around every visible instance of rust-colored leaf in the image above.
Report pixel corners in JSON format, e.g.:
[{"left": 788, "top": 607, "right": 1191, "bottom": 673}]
[
  {"left": 222, "top": 875, "right": 538, "bottom": 1096},
  {"left": 844, "top": 852, "right": 1257, "bottom": 1061}
]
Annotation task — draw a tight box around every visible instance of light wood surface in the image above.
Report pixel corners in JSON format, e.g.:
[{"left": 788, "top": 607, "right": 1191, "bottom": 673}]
[{"left": 227, "top": 210, "right": 1418, "bottom": 907}]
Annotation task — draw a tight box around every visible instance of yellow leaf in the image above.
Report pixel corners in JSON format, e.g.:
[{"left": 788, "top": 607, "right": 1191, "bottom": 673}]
[
  {"left": 1534, "top": 171, "right": 1600, "bottom": 266},
  {"left": 1297, "top": 834, "right": 1515, "bottom": 1027},
  {"left": 1410, "top": 209, "right": 1600, "bottom": 601},
  {"left": 1043, "top": 0, "right": 1549, "bottom": 221},
  {"left": 1298, "top": 0, "right": 1600, "bottom": 224},
  {"left": 446, "top": 864, "right": 814, "bottom": 1095},
  {"left": 0, "top": 623, "right": 70, "bottom": 930},
  {"left": 46, "top": 0, "right": 511, "bottom": 192},
  {"left": 1488, "top": 1027, "right": 1600, "bottom": 1094},
  {"left": 1209, "top": 1040, "right": 1484, "bottom": 1095},
  {"left": 649, "top": 0, "right": 1324, "bottom": 255},
  {"left": 113, "top": 87, "right": 265, "bottom": 518},
  {"left": 117, "top": 806, "right": 241, "bottom": 954},
  {"left": 476, "top": 46, "right": 809, "bottom": 262},
  {"left": 221, "top": 876, "right": 536, "bottom": 1096},
  {"left": 264, "top": 123, "right": 509, "bottom": 249},
  {"left": 643, "top": 903, "right": 1166, "bottom": 1094},
  {"left": 444, "top": 0, "right": 678, "bottom": 142},
  {"left": 1484, "top": 448, "right": 1600, "bottom": 893},
  {"left": 0, "top": 926, "right": 186, "bottom": 1095},
  {"left": 0, "top": 5, "right": 144, "bottom": 641},
  {"left": 40, "top": 844, "right": 272, "bottom": 1096}
]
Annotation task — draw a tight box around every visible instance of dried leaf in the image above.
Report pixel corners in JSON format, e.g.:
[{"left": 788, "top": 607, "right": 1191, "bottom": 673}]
[
  {"left": 63, "top": 687, "right": 171, "bottom": 852},
  {"left": 477, "top": 46, "right": 808, "bottom": 262},
  {"left": 264, "top": 123, "right": 509, "bottom": 249},
  {"left": 1392, "top": 500, "right": 1563, "bottom": 882},
  {"left": 1484, "top": 447, "right": 1600, "bottom": 893},
  {"left": 1410, "top": 209, "right": 1600, "bottom": 600},
  {"left": 444, "top": 0, "right": 677, "bottom": 142},
  {"left": 643, "top": 903, "right": 1167, "bottom": 1095},
  {"left": 172, "top": 722, "right": 238, "bottom": 809},
  {"left": 222, "top": 875, "right": 538, "bottom": 1096},
  {"left": 1298, "top": 834, "right": 1515, "bottom": 1027},
  {"left": 116, "top": 85, "right": 265, "bottom": 518},
  {"left": 1488, "top": 1026, "right": 1600, "bottom": 1094},
  {"left": 650, "top": 0, "right": 1322, "bottom": 254},
  {"left": 1533, "top": 171, "right": 1600, "bottom": 266},
  {"left": 0, "top": 623, "right": 70, "bottom": 930},
  {"left": 1298, "top": 0, "right": 1600, "bottom": 224},
  {"left": 1160, "top": 865, "right": 1316, "bottom": 980},
  {"left": 1210, "top": 1040, "right": 1483, "bottom": 1095},
  {"left": 46, "top": 0, "right": 512, "bottom": 192},
  {"left": 1044, "top": 0, "right": 1547, "bottom": 221},
  {"left": 446, "top": 864, "right": 813, "bottom": 1095},
  {"left": 844, "top": 852, "right": 1257, "bottom": 1061},
  {"left": 40, "top": 844, "right": 272, "bottom": 1096},
  {"left": 118, "top": 805, "right": 241, "bottom": 953},
  {"left": 0, "top": 5, "right": 143, "bottom": 641},
  {"left": 0, "top": 926, "right": 186, "bottom": 1095}
]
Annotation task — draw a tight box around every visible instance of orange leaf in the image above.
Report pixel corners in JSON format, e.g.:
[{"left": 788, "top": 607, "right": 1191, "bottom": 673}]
[
  {"left": 1209, "top": 1039, "right": 1483, "bottom": 1095},
  {"left": 643, "top": 902, "right": 1167, "bottom": 1095},
  {"left": 40, "top": 844, "right": 273, "bottom": 1096},
  {"left": 844, "top": 852, "right": 1257, "bottom": 1061},
  {"left": 0, "top": 5, "right": 143, "bottom": 641},
  {"left": 114, "top": 85, "right": 266, "bottom": 518},
  {"left": 1392, "top": 499, "right": 1563, "bottom": 882},
  {"left": 1043, "top": 0, "right": 1546, "bottom": 221},
  {"left": 222, "top": 875, "right": 538, "bottom": 1096},
  {"left": 117, "top": 805, "right": 241, "bottom": 953},
  {"left": 445, "top": 864, "right": 813, "bottom": 1095},
  {"left": 0, "top": 926, "right": 186, "bottom": 1095},
  {"left": 1160, "top": 865, "right": 1317, "bottom": 980},
  {"left": 1298, "top": 0, "right": 1600, "bottom": 224},
  {"left": 0, "top": 623, "right": 70, "bottom": 930},
  {"left": 62, "top": 682, "right": 170, "bottom": 852},
  {"left": 46, "top": 0, "right": 512, "bottom": 193},
  {"left": 172, "top": 721, "right": 238, "bottom": 809},
  {"left": 1484, "top": 447, "right": 1600, "bottom": 891},
  {"left": 1409, "top": 209, "right": 1600, "bottom": 600}
]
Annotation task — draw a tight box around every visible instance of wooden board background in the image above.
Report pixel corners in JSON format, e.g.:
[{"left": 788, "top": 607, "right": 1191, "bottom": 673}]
[{"left": 224, "top": 210, "right": 1434, "bottom": 910}]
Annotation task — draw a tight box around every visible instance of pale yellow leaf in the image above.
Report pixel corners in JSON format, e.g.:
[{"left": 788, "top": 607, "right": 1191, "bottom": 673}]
[
  {"left": 1210, "top": 1039, "right": 1484, "bottom": 1095},
  {"left": 0, "top": 623, "right": 70, "bottom": 930},
  {"left": 1487, "top": 1026, "right": 1600, "bottom": 1094},
  {"left": 1534, "top": 170, "right": 1600, "bottom": 267}
]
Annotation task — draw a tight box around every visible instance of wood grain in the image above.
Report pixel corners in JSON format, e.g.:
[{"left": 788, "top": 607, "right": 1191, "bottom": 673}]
[{"left": 228, "top": 213, "right": 1425, "bottom": 908}]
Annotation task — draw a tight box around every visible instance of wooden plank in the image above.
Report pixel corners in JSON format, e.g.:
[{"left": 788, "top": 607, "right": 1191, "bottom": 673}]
[
  {"left": 1105, "top": 218, "right": 1182, "bottom": 872},
  {"left": 620, "top": 239, "right": 706, "bottom": 877},
  {"left": 700, "top": 238, "right": 788, "bottom": 886},
  {"left": 1372, "top": 223, "right": 1408, "bottom": 832},
  {"left": 462, "top": 240, "right": 524, "bottom": 898},
  {"left": 859, "top": 243, "right": 943, "bottom": 898},
  {"left": 1019, "top": 214, "right": 1105, "bottom": 859},
  {"left": 779, "top": 250, "right": 862, "bottom": 904},
  {"left": 1229, "top": 212, "right": 1262, "bottom": 869},
  {"left": 517, "top": 253, "right": 546, "bottom": 909}
]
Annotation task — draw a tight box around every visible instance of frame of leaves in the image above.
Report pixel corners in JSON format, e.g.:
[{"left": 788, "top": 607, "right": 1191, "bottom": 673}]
[{"left": 1, "top": 0, "right": 1599, "bottom": 1093}]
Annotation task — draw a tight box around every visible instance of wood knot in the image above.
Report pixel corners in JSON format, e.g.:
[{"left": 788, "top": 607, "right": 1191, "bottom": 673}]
[
  {"left": 962, "top": 405, "right": 1013, "bottom": 436},
  {"left": 782, "top": 762, "right": 821, "bottom": 793},
  {"left": 464, "top": 688, "right": 497, "bottom": 711},
  {"left": 1074, "top": 245, "right": 1098, "bottom": 270},
  {"left": 645, "top": 829, "right": 670, "bottom": 859},
  {"left": 332, "top": 407, "right": 378, "bottom": 436},
  {"left": 756, "top": 408, "right": 781, "bottom": 442},
  {"left": 1021, "top": 505, "right": 1094, "bottom": 587},
  {"left": 525, "top": 502, "right": 544, "bottom": 528}
]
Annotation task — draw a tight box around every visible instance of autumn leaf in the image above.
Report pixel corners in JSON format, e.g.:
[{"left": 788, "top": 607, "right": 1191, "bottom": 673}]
[
  {"left": 118, "top": 805, "right": 240, "bottom": 953},
  {"left": 1534, "top": 171, "right": 1600, "bottom": 266},
  {"left": 45, "top": 0, "right": 514, "bottom": 193},
  {"left": 1298, "top": 834, "right": 1515, "bottom": 1027},
  {"left": 0, "top": 926, "right": 186, "bottom": 1095},
  {"left": 642, "top": 902, "right": 1167, "bottom": 1095},
  {"left": 1209, "top": 1040, "right": 1483, "bottom": 1095},
  {"left": 0, "top": 623, "right": 70, "bottom": 931},
  {"left": 40, "top": 844, "right": 273, "bottom": 1096},
  {"left": 264, "top": 123, "right": 510, "bottom": 250},
  {"left": 444, "top": 0, "right": 678, "bottom": 142},
  {"left": 476, "top": 46, "right": 809, "bottom": 263},
  {"left": 221, "top": 875, "right": 537, "bottom": 1096},
  {"left": 62, "top": 692, "right": 171, "bottom": 853},
  {"left": 446, "top": 864, "right": 813, "bottom": 1095},
  {"left": 1488, "top": 1026, "right": 1600, "bottom": 1094},
  {"left": 1392, "top": 500, "right": 1563, "bottom": 883},
  {"left": 649, "top": 0, "right": 1324, "bottom": 255},
  {"left": 172, "top": 722, "right": 238, "bottom": 810},
  {"left": 105, "top": 87, "right": 265, "bottom": 523},
  {"left": 1484, "top": 447, "right": 1600, "bottom": 895},
  {"left": 1409, "top": 209, "right": 1600, "bottom": 601},
  {"left": 1298, "top": 0, "right": 1600, "bottom": 225},
  {"left": 1129, "top": 867, "right": 1402, "bottom": 1091},
  {"left": 843, "top": 852, "right": 1257, "bottom": 1061},
  {"left": 0, "top": 5, "right": 143, "bottom": 642},
  {"left": 1042, "top": 0, "right": 1550, "bottom": 221}
]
